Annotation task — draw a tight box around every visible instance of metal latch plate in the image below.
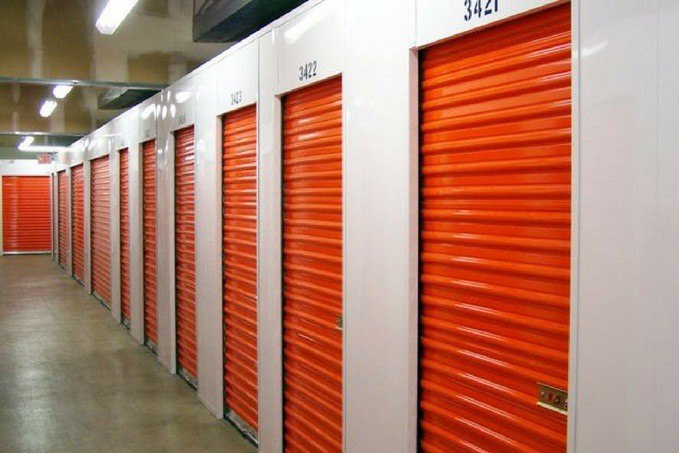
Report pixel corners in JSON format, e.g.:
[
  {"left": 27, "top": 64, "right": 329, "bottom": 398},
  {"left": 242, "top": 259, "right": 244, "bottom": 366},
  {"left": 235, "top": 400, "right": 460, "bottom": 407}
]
[{"left": 537, "top": 383, "right": 568, "bottom": 415}]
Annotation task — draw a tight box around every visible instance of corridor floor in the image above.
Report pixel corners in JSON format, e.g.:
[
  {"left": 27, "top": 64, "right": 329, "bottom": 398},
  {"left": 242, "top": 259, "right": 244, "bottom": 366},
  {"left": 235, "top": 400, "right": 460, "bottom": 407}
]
[{"left": 0, "top": 255, "right": 256, "bottom": 453}]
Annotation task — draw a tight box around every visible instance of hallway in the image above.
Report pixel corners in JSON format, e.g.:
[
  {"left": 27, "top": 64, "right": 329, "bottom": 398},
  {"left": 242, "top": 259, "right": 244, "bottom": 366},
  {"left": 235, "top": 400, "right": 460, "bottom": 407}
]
[{"left": 0, "top": 255, "right": 255, "bottom": 452}]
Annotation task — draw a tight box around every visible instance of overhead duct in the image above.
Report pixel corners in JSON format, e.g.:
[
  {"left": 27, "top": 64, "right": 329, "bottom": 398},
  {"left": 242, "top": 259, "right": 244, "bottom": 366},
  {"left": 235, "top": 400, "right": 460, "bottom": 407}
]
[
  {"left": 193, "top": 0, "right": 307, "bottom": 43},
  {"left": 97, "top": 88, "right": 159, "bottom": 110}
]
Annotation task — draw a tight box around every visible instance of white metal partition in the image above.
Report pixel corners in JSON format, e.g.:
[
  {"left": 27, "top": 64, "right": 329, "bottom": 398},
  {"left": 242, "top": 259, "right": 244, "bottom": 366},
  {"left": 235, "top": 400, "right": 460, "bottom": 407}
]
[{"left": 343, "top": 0, "right": 418, "bottom": 450}]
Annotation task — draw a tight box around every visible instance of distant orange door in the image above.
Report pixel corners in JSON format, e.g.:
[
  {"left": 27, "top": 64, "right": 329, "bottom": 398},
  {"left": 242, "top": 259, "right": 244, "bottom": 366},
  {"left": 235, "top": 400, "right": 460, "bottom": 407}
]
[
  {"left": 143, "top": 140, "right": 158, "bottom": 349},
  {"left": 175, "top": 126, "right": 197, "bottom": 383},
  {"left": 2, "top": 176, "right": 51, "bottom": 253},
  {"left": 418, "top": 4, "right": 571, "bottom": 452},
  {"left": 71, "top": 164, "right": 85, "bottom": 283},
  {"left": 58, "top": 171, "right": 69, "bottom": 267},
  {"left": 91, "top": 155, "right": 111, "bottom": 306},
  {"left": 282, "top": 77, "right": 343, "bottom": 452},
  {"left": 222, "top": 105, "right": 258, "bottom": 434},
  {"left": 120, "top": 148, "right": 131, "bottom": 326}
]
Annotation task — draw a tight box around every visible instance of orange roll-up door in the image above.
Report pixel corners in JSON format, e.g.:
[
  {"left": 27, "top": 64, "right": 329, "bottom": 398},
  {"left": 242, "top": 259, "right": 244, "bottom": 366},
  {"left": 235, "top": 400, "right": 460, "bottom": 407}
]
[
  {"left": 71, "top": 164, "right": 85, "bottom": 283},
  {"left": 175, "top": 126, "right": 197, "bottom": 383},
  {"left": 143, "top": 140, "right": 158, "bottom": 348},
  {"left": 58, "top": 171, "right": 69, "bottom": 267},
  {"left": 91, "top": 155, "right": 111, "bottom": 307},
  {"left": 222, "top": 105, "right": 258, "bottom": 434},
  {"left": 120, "top": 148, "right": 131, "bottom": 325},
  {"left": 282, "top": 76, "right": 343, "bottom": 452},
  {"left": 418, "top": 5, "right": 571, "bottom": 452},
  {"left": 2, "top": 176, "right": 51, "bottom": 253}
]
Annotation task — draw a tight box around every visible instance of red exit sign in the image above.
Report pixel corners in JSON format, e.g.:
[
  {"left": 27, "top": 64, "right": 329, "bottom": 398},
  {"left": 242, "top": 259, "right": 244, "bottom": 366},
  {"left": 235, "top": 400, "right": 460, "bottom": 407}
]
[{"left": 37, "top": 154, "right": 52, "bottom": 164}]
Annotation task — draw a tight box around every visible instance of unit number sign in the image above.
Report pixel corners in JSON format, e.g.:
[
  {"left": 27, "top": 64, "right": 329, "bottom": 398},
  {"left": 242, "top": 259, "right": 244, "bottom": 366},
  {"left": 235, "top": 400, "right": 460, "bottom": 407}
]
[
  {"left": 230, "top": 90, "right": 243, "bottom": 106},
  {"left": 298, "top": 61, "right": 318, "bottom": 81},
  {"left": 464, "top": 0, "right": 499, "bottom": 21}
]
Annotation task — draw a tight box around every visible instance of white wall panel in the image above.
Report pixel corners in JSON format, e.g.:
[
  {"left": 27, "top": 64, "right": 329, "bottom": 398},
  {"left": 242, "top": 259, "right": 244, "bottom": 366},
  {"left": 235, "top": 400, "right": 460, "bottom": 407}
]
[
  {"left": 83, "top": 158, "right": 92, "bottom": 293},
  {"left": 0, "top": 160, "right": 53, "bottom": 176},
  {"left": 575, "top": 0, "right": 679, "bottom": 451},
  {"left": 126, "top": 106, "right": 144, "bottom": 344},
  {"left": 156, "top": 89, "right": 176, "bottom": 373},
  {"left": 655, "top": 1, "right": 679, "bottom": 450},
  {"left": 276, "top": 0, "right": 342, "bottom": 94},
  {"left": 167, "top": 84, "right": 196, "bottom": 133},
  {"left": 194, "top": 66, "right": 224, "bottom": 417},
  {"left": 139, "top": 95, "right": 160, "bottom": 142},
  {"left": 214, "top": 41, "right": 258, "bottom": 115},
  {"left": 344, "top": 0, "right": 417, "bottom": 451},
  {"left": 258, "top": 30, "right": 283, "bottom": 453}
]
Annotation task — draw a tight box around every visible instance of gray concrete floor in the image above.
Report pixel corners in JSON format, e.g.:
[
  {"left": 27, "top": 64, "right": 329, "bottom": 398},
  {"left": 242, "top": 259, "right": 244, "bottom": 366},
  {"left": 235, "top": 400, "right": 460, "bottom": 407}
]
[{"left": 0, "top": 255, "right": 256, "bottom": 453}]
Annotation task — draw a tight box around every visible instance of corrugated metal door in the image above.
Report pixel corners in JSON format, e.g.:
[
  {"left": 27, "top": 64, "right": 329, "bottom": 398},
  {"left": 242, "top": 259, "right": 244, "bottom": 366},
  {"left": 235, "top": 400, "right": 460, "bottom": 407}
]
[
  {"left": 2, "top": 176, "right": 51, "bottom": 253},
  {"left": 143, "top": 140, "right": 158, "bottom": 349},
  {"left": 222, "top": 105, "right": 258, "bottom": 435},
  {"left": 91, "top": 155, "right": 111, "bottom": 307},
  {"left": 418, "top": 5, "right": 571, "bottom": 452},
  {"left": 175, "top": 126, "right": 197, "bottom": 383},
  {"left": 58, "top": 171, "right": 69, "bottom": 267},
  {"left": 120, "top": 148, "right": 130, "bottom": 326},
  {"left": 282, "top": 77, "right": 343, "bottom": 452},
  {"left": 71, "top": 164, "right": 85, "bottom": 283}
]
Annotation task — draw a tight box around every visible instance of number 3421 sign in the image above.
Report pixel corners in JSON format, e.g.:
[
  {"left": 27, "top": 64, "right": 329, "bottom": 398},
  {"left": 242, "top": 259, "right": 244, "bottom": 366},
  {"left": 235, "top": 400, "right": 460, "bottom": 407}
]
[{"left": 417, "top": 0, "right": 559, "bottom": 46}]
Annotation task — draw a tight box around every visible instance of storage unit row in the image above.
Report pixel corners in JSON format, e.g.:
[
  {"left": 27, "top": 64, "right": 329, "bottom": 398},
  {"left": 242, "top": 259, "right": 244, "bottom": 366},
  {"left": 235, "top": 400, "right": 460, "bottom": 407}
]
[{"left": 49, "top": 0, "right": 679, "bottom": 452}]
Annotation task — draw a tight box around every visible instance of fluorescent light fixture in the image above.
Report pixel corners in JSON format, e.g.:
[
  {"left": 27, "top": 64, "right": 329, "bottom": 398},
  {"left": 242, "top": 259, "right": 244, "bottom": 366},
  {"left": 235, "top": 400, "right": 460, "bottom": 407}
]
[
  {"left": 39, "top": 99, "right": 58, "bottom": 118},
  {"left": 52, "top": 85, "right": 73, "bottom": 99},
  {"left": 18, "top": 135, "right": 70, "bottom": 153},
  {"left": 18, "top": 136, "right": 34, "bottom": 150},
  {"left": 96, "top": 0, "right": 139, "bottom": 35}
]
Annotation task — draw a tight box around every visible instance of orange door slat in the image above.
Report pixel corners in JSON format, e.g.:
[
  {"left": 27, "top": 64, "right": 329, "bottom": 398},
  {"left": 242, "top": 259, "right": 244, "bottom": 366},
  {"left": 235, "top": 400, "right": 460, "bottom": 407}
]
[
  {"left": 418, "top": 5, "right": 571, "bottom": 452},
  {"left": 58, "top": 171, "right": 69, "bottom": 267},
  {"left": 282, "top": 77, "right": 343, "bottom": 452},
  {"left": 71, "top": 164, "right": 85, "bottom": 283},
  {"left": 2, "top": 176, "right": 51, "bottom": 253},
  {"left": 222, "top": 105, "right": 258, "bottom": 433},
  {"left": 175, "top": 126, "right": 197, "bottom": 381},
  {"left": 120, "top": 149, "right": 131, "bottom": 325},
  {"left": 143, "top": 140, "right": 158, "bottom": 347},
  {"left": 91, "top": 155, "right": 111, "bottom": 306}
]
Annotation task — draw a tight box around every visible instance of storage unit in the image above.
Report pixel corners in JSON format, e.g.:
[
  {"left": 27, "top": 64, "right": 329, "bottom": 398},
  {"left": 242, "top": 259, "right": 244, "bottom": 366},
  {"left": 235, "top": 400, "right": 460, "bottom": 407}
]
[
  {"left": 71, "top": 164, "right": 85, "bottom": 283},
  {"left": 120, "top": 148, "right": 131, "bottom": 326},
  {"left": 90, "top": 155, "right": 111, "bottom": 307},
  {"left": 143, "top": 140, "right": 158, "bottom": 348},
  {"left": 282, "top": 77, "right": 343, "bottom": 452},
  {"left": 418, "top": 5, "right": 571, "bottom": 452},
  {"left": 1, "top": 175, "right": 51, "bottom": 253},
  {"left": 222, "top": 105, "right": 258, "bottom": 434},
  {"left": 58, "top": 170, "right": 69, "bottom": 267},
  {"left": 175, "top": 126, "right": 197, "bottom": 384}
]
